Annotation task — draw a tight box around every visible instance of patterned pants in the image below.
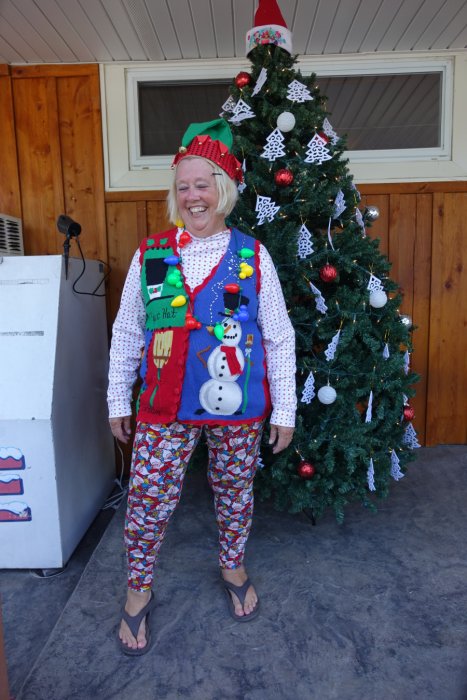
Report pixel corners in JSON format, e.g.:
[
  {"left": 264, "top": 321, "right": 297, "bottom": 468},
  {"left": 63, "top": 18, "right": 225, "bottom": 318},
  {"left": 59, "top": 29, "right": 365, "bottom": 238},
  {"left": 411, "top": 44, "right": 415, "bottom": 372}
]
[{"left": 125, "top": 420, "right": 264, "bottom": 591}]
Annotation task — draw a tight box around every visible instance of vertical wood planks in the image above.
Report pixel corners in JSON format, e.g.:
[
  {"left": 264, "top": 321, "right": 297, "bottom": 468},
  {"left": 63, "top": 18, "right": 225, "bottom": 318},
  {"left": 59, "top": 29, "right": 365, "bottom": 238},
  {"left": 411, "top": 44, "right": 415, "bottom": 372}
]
[
  {"left": 57, "top": 72, "right": 107, "bottom": 261},
  {"left": 0, "top": 69, "right": 22, "bottom": 218},
  {"left": 13, "top": 76, "right": 65, "bottom": 254},
  {"left": 11, "top": 65, "right": 106, "bottom": 260},
  {"left": 427, "top": 194, "right": 467, "bottom": 444},
  {"left": 106, "top": 201, "right": 144, "bottom": 323},
  {"left": 360, "top": 193, "right": 389, "bottom": 255}
]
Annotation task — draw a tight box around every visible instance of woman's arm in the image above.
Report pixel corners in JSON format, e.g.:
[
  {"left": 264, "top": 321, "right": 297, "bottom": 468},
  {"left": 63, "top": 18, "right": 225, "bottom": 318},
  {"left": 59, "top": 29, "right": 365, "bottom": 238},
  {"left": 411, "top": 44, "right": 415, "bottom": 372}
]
[
  {"left": 257, "top": 244, "right": 297, "bottom": 451},
  {"left": 107, "top": 250, "right": 145, "bottom": 426}
]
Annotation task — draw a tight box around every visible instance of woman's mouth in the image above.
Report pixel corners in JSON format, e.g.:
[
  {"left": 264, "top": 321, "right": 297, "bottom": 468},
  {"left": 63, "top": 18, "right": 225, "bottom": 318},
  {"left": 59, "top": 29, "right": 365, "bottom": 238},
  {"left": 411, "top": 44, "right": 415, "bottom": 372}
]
[{"left": 189, "top": 206, "right": 207, "bottom": 214}]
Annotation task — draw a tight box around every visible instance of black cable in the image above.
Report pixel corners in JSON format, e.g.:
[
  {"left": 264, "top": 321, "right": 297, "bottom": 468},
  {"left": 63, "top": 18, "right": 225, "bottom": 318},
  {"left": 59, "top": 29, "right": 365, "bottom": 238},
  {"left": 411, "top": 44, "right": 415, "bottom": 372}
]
[{"left": 71, "top": 237, "right": 112, "bottom": 297}]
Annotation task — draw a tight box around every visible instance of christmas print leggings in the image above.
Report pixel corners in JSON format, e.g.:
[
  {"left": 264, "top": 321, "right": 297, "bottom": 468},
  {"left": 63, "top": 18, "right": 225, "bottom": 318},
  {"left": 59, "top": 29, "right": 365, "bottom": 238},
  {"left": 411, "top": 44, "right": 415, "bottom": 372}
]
[{"left": 125, "top": 420, "right": 264, "bottom": 591}]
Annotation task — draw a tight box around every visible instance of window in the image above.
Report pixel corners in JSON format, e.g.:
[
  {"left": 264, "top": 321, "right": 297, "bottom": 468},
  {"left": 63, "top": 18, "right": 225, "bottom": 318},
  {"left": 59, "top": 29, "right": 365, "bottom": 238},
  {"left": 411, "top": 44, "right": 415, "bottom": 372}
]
[{"left": 101, "top": 53, "right": 465, "bottom": 189}]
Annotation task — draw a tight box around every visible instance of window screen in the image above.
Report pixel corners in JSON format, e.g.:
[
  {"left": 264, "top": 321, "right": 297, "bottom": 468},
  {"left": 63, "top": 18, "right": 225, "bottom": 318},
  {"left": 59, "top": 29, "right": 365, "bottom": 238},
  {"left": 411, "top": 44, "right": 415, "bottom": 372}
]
[{"left": 138, "top": 72, "right": 442, "bottom": 156}]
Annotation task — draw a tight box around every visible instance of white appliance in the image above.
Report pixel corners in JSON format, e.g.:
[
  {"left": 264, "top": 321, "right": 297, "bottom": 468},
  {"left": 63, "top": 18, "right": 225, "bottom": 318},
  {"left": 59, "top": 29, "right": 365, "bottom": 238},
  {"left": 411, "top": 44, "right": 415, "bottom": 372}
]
[{"left": 0, "top": 255, "right": 115, "bottom": 569}]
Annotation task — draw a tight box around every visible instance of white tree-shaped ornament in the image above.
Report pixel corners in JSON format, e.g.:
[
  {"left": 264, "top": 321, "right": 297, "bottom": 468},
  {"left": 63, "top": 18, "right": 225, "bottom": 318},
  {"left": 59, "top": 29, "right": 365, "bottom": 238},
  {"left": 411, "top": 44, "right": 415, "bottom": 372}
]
[
  {"left": 252, "top": 67, "right": 267, "bottom": 96},
  {"left": 333, "top": 190, "right": 346, "bottom": 218},
  {"left": 367, "top": 458, "right": 376, "bottom": 491},
  {"left": 228, "top": 99, "right": 255, "bottom": 124},
  {"left": 301, "top": 371, "right": 315, "bottom": 403},
  {"left": 304, "top": 134, "right": 332, "bottom": 165},
  {"left": 390, "top": 449, "right": 404, "bottom": 480},
  {"left": 403, "top": 423, "right": 421, "bottom": 449},
  {"left": 325, "top": 330, "right": 341, "bottom": 361},
  {"left": 237, "top": 159, "right": 247, "bottom": 193},
  {"left": 297, "top": 224, "right": 314, "bottom": 258},
  {"left": 255, "top": 195, "right": 280, "bottom": 225},
  {"left": 260, "top": 128, "right": 286, "bottom": 161},
  {"left": 220, "top": 95, "right": 237, "bottom": 116},
  {"left": 287, "top": 80, "right": 313, "bottom": 103},
  {"left": 355, "top": 207, "right": 366, "bottom": 236},
  {"left": 322, "top": 117, "right": 339, "bottom": 145},
  {"left": 309, "top": 282, "right": 328, "bottom": 314}
]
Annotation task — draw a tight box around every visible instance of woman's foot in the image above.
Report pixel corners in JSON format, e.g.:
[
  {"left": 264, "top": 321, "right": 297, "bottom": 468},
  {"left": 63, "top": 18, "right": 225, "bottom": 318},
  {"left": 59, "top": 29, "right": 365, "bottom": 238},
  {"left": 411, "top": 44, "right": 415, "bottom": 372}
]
[
  {"left": 119, "top": 588, "right": 152, "bottom": 651},
  {"left": 221, "top": 565, "right": 258, "bottom": 617}
]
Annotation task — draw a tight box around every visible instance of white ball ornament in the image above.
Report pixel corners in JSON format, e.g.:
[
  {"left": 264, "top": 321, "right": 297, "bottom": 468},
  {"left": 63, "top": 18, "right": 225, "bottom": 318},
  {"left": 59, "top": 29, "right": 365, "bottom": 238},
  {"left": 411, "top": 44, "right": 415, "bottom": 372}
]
[
  {"left": 317, "top": 385, "right": 337, "bottom": 405},
  {"left": 276, "top": 111, "right": 296, "bottom": 133},
  {"left": 369, "top": 289, "right": 388, "bottom": 308}
]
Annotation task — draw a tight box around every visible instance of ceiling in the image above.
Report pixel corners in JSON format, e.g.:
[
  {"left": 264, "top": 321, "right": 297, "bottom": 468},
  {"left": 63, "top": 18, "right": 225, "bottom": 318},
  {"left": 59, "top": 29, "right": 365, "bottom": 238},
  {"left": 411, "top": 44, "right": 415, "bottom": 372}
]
[{"left": 0, "top": 0, "right": 467, "bottom": 65}]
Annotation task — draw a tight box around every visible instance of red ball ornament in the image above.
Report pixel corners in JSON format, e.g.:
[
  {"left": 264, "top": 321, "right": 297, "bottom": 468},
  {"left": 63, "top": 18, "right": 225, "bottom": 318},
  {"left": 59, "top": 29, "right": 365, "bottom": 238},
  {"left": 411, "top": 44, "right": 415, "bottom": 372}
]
[
  {"left": 319, "top": 263, "right": 338, "bottom": 282},
  {"left": 225, "top": 283, "right": 241, "bottom": 294},
  {"left": 403, "top": 405, "right": 415, "bottom": 421},
  {"left": 297, "top": 461, "right": 316, "bottom": 479},
  {"left": 275, "top": 168, "right": 294, "bottom": 187},
  {"left": 235, "top": 72, "right": 251, "bottom": 88}
]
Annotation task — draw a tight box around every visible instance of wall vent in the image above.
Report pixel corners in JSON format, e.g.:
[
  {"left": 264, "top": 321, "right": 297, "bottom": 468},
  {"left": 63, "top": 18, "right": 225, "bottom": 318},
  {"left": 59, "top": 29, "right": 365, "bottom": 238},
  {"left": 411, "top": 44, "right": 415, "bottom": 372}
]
[{"left": 0, "top": 214, "right": 24, "bottom": 256}]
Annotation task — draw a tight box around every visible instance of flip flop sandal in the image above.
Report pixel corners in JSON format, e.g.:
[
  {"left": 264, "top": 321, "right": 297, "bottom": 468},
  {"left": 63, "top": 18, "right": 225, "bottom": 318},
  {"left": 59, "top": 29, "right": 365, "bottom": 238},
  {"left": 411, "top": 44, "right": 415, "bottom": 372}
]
[
  {"left": 117, "top": 591, "right": 155, "bottom": 656},
  {"left": 222, "top": 576, "right": 260, "bottom": 622}
]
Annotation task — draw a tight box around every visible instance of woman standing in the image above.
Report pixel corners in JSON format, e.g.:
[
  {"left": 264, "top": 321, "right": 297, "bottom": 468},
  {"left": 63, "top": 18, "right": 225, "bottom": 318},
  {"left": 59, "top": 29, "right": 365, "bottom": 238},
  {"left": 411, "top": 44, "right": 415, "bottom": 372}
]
[{"left": 108, "top": 119, "right": 296, "bottom": 655}]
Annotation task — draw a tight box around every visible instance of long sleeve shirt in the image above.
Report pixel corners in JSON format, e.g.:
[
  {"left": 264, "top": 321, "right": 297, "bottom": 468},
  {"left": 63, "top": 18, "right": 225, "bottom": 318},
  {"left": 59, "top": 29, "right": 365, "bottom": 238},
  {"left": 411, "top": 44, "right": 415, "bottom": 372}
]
[{"left": 107, "top": 228, "right": 297, "bottom": 427}]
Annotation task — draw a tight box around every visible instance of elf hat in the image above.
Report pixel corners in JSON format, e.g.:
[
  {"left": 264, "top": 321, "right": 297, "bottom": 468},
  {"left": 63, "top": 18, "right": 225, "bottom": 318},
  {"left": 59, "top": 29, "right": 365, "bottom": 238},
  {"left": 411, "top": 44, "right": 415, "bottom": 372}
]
[
  {"left": 246, "top": 0, "right": 293, "bottom": 56},
  {"left": 172, "top": 118, "right": 243, "bottom": 183}
]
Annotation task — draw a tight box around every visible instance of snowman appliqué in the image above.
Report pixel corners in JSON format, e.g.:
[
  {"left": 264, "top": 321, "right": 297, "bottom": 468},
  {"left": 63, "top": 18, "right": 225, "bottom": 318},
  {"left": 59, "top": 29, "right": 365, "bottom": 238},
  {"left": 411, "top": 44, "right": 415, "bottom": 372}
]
[{"left": 196, "top": 292, "right": 252, "bottom": 416}]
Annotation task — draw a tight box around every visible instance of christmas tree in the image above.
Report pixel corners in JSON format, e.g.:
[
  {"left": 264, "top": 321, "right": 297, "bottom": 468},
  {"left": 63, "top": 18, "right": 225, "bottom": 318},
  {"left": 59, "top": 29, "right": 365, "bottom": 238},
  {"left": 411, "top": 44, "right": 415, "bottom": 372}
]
[{"left": 225, "top": 3, "right": 419, "bottom": 522}]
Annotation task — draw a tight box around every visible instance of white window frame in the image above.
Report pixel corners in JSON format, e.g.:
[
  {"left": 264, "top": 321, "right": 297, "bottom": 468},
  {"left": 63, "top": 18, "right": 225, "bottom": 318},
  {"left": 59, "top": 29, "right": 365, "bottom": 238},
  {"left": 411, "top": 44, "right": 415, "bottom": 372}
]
[{"left": 100, "top": 52, "right": 467, "bottom": 190}]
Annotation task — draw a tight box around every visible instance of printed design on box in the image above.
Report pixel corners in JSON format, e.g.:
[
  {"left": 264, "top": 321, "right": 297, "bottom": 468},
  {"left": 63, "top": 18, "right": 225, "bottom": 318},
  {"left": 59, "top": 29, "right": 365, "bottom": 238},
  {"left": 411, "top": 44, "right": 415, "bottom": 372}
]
[
  {"left": 0, "top": 501, "right": 32, "bottom": 522},
  {"left": 0, "top": 474, "right": 24, "bottom": 496},
  {"left": 0, "top": 447, "right": 25, "bottom": 470}
]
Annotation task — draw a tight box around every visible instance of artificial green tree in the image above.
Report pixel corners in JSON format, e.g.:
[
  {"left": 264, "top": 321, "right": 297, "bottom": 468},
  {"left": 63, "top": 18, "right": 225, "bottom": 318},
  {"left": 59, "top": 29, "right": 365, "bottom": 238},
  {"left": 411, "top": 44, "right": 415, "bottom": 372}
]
[{"left": 226, "top": 44, "right": 419, "bottom": 522}]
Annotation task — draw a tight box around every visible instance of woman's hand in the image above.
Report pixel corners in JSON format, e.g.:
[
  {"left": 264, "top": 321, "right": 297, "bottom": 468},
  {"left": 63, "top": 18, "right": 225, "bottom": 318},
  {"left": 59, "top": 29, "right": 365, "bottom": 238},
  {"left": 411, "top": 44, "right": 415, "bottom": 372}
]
[
  {"left": 109, "top": 416, "right": 132, "bottom": 444},
  {"left": 269, "top": 424, "right": 294, "bottom": 454}
]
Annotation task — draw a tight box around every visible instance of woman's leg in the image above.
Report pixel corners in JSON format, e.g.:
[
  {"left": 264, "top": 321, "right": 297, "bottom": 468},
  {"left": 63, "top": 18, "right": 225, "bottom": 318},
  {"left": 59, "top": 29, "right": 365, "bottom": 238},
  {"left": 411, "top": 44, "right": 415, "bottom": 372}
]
[
  {"left": 205, "top": 421, "right": 264, "bottom": 616},
  {"left": 120, "top": 421, "right": 201, "bottom": 649}
]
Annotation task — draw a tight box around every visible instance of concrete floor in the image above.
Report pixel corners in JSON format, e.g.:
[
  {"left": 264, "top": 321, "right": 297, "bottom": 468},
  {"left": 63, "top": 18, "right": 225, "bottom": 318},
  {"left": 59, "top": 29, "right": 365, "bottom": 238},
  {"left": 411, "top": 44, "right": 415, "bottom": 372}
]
[{"left": 2, "top": 445, "right": 467, "bottom": 700}]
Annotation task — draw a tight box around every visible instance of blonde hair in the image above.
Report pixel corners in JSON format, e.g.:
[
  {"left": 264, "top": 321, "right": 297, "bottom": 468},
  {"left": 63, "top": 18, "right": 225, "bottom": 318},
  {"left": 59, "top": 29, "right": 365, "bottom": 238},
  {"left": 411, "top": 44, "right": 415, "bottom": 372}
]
[{"left": 167, "top": 156, "right": 239, "bottom": 226}]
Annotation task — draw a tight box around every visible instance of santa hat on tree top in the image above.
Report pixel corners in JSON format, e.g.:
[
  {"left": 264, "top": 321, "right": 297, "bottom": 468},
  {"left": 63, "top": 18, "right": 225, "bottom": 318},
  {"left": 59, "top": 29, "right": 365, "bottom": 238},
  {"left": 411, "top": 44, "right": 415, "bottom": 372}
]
[{"left": 246, "top": 0, "right": 292, "bottom": 56}]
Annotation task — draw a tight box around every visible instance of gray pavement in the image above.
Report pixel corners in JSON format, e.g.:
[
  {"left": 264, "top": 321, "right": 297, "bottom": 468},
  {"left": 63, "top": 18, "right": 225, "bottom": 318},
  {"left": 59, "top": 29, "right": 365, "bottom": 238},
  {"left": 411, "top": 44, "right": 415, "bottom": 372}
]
[{"left": 3, "top": 445, "right": 467, "bottom": 700}]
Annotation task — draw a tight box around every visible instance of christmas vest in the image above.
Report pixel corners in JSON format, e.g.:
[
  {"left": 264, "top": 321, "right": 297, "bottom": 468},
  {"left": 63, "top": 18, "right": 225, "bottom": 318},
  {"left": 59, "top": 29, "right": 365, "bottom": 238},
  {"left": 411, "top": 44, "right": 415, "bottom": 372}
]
[{"left": 137, "top": 228, "right": 271, "bottom": 425}]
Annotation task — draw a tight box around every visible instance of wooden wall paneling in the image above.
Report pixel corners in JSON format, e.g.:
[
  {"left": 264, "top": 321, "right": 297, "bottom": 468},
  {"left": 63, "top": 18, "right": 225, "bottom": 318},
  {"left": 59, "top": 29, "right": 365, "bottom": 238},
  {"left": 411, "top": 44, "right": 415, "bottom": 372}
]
[
  {"left": 427, "top": 194, "right": 467, "bottom": 444},
  {"left": 147, "top": 198, "right": 170, "bottom": 236},
  {"left": 409, "top": 194, "right": 433, "bottom": 445},
  {"left": 359, "top": 192, "right": 390, "bottom": 255},
  {"left": 0, "top": 70, "right": 22, "bottom": 218},
  {"left": 106, "top": 201, "right": 145, "bottom": 323},
  {"left": 13, "top": 76, "right": 65, "bottom": 254},
  {"left": 387, "top": 193, "right": 427, "bottom": 437},
  {"left": 57, "top": 70, "right": 107, "bottom": 262}
]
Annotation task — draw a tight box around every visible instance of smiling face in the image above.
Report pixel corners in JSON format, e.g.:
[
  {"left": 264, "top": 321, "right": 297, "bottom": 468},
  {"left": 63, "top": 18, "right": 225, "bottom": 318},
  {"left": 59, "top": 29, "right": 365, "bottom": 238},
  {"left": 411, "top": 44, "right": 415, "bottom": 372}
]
[
  {"left": 175, "top": 158, "right": 227, "bottom": 238},
  {"left": 221, "top": 318, "right": 242, "bottom": 346}
]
